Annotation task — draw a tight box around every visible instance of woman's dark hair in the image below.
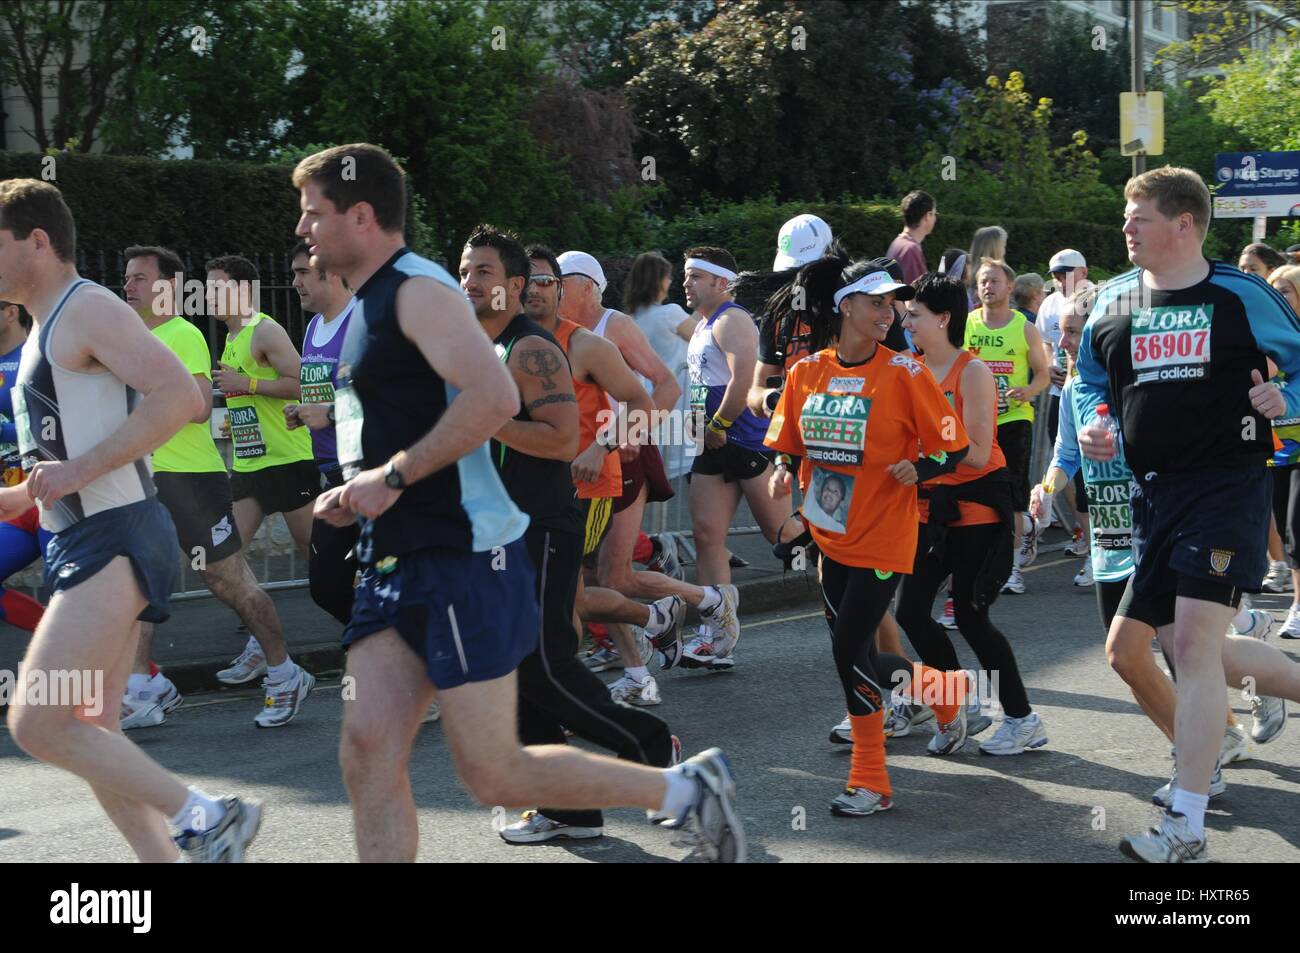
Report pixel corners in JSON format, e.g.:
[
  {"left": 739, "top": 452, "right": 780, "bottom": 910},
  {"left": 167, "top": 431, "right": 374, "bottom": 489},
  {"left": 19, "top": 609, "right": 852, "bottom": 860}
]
[
  {"left": 1241, "top": 242, "right": 1287, "bottom": 272},
  {"left": 736, "top": 238, "right": 848, "bottom": 362},
  {"left": 623, "top": 251, "right": 673, "bottom": 315},
  {"left": 938, "top": 248, "right": 968, "bottom": 280},
  {"left": 912, "top": 272, "right": 970, "bottom": 348},
  {"left": 792, "top": 244, "right": 855, "bottom": 345}
]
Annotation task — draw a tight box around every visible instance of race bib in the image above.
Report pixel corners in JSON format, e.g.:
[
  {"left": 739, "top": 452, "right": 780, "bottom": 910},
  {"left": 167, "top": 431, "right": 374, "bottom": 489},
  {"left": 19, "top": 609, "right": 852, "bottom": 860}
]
[
  {"left": 1085, "top": 476, "right": 1132, "bottom": 551},
  {"left": 335, "top": 386, "right": 365, "bottom": 475},
  {"left": 800, "top": 391, "right": 869, "bottom": 466},
  {"left": 689, "top": 380, "right": 709, "bottom": 411},
  {"left": 985, "top": 361, "right": 1014, "bottom": 414},
  {"left": 300, "top": 361, "right": 336, "bottom": 403},
  {"left": 1131, "top": 305, "right": 1211, "bottom": 385},
  {"left": 228, "top": 405, "right": 267, "bottom": 459},
  {"left": 11, "top": 388, "right": 34, "bottom": 461}
]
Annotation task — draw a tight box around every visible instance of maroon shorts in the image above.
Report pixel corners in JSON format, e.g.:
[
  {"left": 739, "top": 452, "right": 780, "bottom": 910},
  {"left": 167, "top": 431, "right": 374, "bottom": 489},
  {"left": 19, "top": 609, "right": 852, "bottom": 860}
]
[{"left": 613, "top": 444, "right": 675, "bottom": 514}]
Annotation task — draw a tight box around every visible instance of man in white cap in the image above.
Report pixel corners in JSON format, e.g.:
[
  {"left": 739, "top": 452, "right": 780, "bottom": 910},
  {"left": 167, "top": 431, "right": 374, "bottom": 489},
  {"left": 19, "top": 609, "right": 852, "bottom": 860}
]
[
  {"left": 1036, "top": 249, "right": 1092, "bottom": 564},
  {"left": 886, "top": 191, "right": 937, "bottom": 285}
]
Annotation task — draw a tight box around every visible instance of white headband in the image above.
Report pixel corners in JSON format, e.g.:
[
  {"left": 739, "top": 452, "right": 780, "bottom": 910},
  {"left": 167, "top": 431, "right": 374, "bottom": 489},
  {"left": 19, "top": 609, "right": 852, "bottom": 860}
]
[
  {"left": 832, "top": 271, "right": 907, "bottom": 313},
  {"left": 685, "top": 257, "right": 738, "bottom": 283}
]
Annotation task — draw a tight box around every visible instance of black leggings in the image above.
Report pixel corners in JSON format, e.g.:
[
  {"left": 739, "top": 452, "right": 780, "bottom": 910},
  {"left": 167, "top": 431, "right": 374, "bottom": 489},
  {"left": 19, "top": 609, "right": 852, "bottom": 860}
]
[
  {"left": 1096, "top": 577, "right": 1128, "bottom": 631},
  {"left": 820, "top": 554, "right": 913, "bottom": 716},
  {"left": 309, "top": 467, "right": 359, "bottom": 625},
  {"left": 895, "top": 522, "right": 1031, "bottom": 719},
  {"left": 1271, "top": 464, "right": 1300, "bottom": 567}
]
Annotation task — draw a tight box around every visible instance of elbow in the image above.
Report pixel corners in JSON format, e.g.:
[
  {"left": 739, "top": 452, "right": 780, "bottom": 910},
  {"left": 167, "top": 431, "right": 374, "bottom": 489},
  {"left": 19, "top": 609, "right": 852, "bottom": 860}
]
[{"left": 966, "top": 446, "right": 990, "bottom": 470}]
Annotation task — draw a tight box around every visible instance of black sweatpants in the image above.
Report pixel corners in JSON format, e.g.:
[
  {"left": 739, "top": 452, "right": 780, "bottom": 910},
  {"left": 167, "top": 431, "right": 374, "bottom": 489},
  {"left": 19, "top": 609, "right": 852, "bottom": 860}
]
[
  {"left": 820, "top": 554, "right": 913, "bottom": 715},
  {"left": 518, "top": 527, "right": 674, "bottom": 828},
  {"left": 1271, "top": 464, "right": 1300, "bottom": 568},
  {"left": 895, "top": 521, "right": 1031, "bottom": 718},
  {"left": 309, "top": 466, "right": 359, "bottom": 625}
]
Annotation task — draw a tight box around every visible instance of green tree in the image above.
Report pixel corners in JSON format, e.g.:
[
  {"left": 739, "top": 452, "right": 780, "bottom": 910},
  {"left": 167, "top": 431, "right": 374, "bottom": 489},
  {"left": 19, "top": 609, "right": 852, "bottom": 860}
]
[
  {"left": 1156, "top": 0, "right": 1299, "bottom": 74},
  {"left": 1201, "top": 39, "right": 1300, "bottom": 151}
]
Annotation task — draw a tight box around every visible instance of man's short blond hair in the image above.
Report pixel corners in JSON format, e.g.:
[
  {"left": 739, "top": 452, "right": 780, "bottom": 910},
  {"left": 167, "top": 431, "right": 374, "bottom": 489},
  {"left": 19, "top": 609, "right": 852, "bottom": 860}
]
[
  {"left": 976, "top": 257, "right": 1015, "bottom": 282},
  {"left": 1124, "top": 166, "right": 1211, "bottom": 238}
]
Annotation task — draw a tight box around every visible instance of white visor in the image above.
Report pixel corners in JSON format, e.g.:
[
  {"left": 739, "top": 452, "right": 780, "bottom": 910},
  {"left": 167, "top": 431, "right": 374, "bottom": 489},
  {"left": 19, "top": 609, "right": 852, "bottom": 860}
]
[{"left": 833, "top": 271, "right": 914, "bottom": 313}]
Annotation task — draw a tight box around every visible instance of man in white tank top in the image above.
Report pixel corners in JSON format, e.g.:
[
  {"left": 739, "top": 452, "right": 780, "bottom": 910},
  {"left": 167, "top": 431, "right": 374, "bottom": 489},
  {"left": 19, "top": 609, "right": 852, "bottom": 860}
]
[{"left": 0, "top": 179, "right": 262, "bottom": 862}]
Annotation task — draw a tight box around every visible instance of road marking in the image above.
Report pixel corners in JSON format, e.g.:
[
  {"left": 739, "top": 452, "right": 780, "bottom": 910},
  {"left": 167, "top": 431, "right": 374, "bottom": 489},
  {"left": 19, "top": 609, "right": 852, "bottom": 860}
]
[{"left": 748, "top": 610, "right": 823, "bottom": 628}]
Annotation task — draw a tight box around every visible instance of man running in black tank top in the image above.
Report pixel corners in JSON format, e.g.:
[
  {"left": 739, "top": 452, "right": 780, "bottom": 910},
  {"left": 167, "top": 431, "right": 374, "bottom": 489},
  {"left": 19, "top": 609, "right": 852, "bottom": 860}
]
[
  {"left": 296, "top": 144, "right": 742, "bottom": 863},
  {"left": 460, "top": 225, "right": 680, "bottom": 844},
  {"left": 1, "top": 179, "right": 261, "bottom": 862}
]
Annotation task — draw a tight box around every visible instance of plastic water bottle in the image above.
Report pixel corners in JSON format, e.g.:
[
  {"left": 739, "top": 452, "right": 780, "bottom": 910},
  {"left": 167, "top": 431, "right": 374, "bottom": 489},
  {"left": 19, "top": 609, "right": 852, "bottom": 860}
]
[
  {"left": 1096, "top": 402, "right": 1120, "bottom": 448},
  {"left": 1033, "top": 487, "right": 1053, "bottom": 534}
]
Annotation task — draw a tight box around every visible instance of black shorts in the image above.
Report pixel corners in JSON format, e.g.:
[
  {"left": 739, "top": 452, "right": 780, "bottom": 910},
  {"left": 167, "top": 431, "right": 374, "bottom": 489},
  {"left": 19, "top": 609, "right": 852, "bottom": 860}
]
[
  {"left": 614, "top": 443, "right": 675, "bottom": 514},
  {"left": 1047, "top": 394, "right": 1061, "bottom": 446},
  {"left": 229, "top": 459, "right": 321, "bottom": 516},
  {"left": 690, "top": 442, "right": 771, "bottom": 483},
  {"left": 43, "top": 498, "right": 180, "bottom": 624},
  {"left": 996, "top": 420, "right": 1032, "bottom": 511},
  {"left": 578, "top": 495, "right": 614, "bottom": 566},
  {"left": 1270, "top": 464, "right": 1300, "bottom": 567},
  {"left": 154, "top": 471, "right": 242, "bottom": 564},
  {"left": 1120, "top": 467, "right": 1269, "bottom": 629},
  {"left": 342, "top": 538, "right": 539, "bottom": 690},
  {"left": 1095, "top": 576, "right": 1130, "bottom": 632}
]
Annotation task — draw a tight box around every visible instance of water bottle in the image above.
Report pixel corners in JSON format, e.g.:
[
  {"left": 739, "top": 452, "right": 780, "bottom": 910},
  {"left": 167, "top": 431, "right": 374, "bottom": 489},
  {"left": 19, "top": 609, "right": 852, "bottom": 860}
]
[
  {"left": 1096, "top": 402, "right": 1120, "bottom": 448},
  {"left": 1033, "top": 486, "right": 1054, "bottom": 534}
]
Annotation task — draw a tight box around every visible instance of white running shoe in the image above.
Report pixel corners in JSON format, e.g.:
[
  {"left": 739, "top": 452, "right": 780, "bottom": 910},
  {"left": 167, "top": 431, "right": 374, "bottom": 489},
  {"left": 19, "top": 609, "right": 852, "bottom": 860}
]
[
  {"left": 1017, "top": 523, "right": 1038, "bottom": 568},
  {"left": 978, "top": 711, "right": 1047, "bottom": 755},
  {"left": 1220, "top": 722, "right": 1251, "bottom": 765},
  {"left": 1152, "top": 760, "right": 1226, "bottom": 808},
  {"left": 660, "top": 748, "right": 745, "bottom": 863},
  {"left": 632, "top": 628, "right": 655, "bottom": 667},
  {"left": 583, "top": 645, "right": 623, "bottom": 672},
  {"left": 1001, "top": 567, "right": 1025, "bottom": 595},
  {"left": 153, "top": 677, "right": 183, "bottom": 715},
  {"left": 883, "top": 695, "right": 935, "bottom": 738},
  {"left": 1251, "top": 692, "right": 1287, "bottom": 745},
  {"left": 217, "top": 640, "right": 267, "bottom": 686},
  {"left": 253, "top": 667, "right": 315, "bottom": 728},
  {"left": 499, "top": 810, "right": 601, "bottom": 844},
  {"left": 830, "top": 787, "right": 893, "bottom": 817},
  {"left": 963, "top": 669, "right": 993, "bottom": 735},
  {"left": 829, "top": 714, "right": 852, "bottom": 745},
  {"left": 937, "top": 597, "right": 957, "bottom": 629},
  {"left": 1233, "top": 607, "right": 1274, "bottom": 639},
  {"left": 645, "top": 533, "right": 686, "bottom": 581},
  {"left": 703, "top": 585, "right": 741, "bottom": 658},
  {"left": 174, "top": 796, "right": 262, "bottom": 863},
  {"left": 681, "top": 632, "right": 735, "bottom": 670},
  {"left": 120, "top": 694, "right": 166, "bottom": 730},
  {"left": 1120, "top": 811, "right": 1208, "bottom": 863},
  {"left": 1262, "top": 561, "right": 1291, "bottom": 593},
  {"left": 609, "top": 673, "right": 661, "bottom": 706},
  {"left": 1064, "top": 530, "right": 1090, "bottom": 557},
  {"left": 646, "top": 595, "right": 687, "bottom": 669},
  {"left": 1072, "top": 561, "right": 1094, "bottom": 587},
  {"left": 927, "top": 702, "right": 969, "bottom": 756},
  {"left": 1280, "top": 605, "right": 1300, "bottom": 639},
  {"left": 421, "top": 700, "right": 441, "bottom": 724}
]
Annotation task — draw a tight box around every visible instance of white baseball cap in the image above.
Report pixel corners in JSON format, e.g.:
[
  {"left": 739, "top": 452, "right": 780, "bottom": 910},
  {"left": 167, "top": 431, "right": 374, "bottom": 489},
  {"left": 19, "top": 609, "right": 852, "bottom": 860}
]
[
  {"left": 773, "top": 214, "right": 833, "bottom": 271},
  {"left": 1049, "top": 249, "right": 1087, "bottom": 272},
  {"left": 557, "top": 250, "right": 607, "bottom": 293}
]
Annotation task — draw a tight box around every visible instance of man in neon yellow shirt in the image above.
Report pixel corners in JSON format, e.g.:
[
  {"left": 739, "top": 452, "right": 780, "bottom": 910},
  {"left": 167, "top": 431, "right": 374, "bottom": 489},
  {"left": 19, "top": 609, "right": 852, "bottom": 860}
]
[
  {"left": 964, "top": 257, "right": 1050, "bottom": 594},
  {"left": 122, "top": 246, "right": 313, "bottom": 728}
]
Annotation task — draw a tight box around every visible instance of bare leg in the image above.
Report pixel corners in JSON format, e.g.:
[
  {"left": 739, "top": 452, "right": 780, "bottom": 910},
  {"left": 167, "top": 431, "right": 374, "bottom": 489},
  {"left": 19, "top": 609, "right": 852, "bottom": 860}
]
[
  {"left": 133, "top": 621, "right": 153, "bottom": 678},
  {"left": 281, "top": 499, "right": 316, "bottom": 561},
  {"left": 689, "top": 472, "right": 740, "bottom": 585},
  {"left": 233, "top": 496, "right": 265, "bottom": 557},
  {"left": 1168, "top": 597, "right": 1235, "bottom": 796},
  {"left": 1107, "top": 615, "right": 1177, "bottom": 742},
  {"left": 201, "top": 552, "right": 289, "bottom": 666}
]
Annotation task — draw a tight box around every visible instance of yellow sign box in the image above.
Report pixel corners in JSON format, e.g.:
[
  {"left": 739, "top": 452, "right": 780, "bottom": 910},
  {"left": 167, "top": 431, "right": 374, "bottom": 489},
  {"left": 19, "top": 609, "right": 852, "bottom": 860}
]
[{"left": 1120, "top": 92, "right": 1164, "bottom": 156}]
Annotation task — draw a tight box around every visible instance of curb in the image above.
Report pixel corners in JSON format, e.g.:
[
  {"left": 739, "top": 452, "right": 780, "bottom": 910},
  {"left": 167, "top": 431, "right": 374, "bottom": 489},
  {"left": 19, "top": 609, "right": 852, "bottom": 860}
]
[{"left": 163, "top": 570, "right": 823, "bottom": 695}]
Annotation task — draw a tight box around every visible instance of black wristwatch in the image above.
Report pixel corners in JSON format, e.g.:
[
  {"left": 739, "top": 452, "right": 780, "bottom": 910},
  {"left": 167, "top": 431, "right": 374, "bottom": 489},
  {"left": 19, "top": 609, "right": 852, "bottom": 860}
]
[{"left": 383, "top": 460, "right": 408, "bottom": 490}]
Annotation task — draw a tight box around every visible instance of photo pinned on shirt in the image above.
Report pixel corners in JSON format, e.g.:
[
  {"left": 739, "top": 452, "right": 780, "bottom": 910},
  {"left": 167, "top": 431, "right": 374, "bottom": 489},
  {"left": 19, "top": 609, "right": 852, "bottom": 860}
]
[{"left": 804, "top": 466, "right": 854, "bottom": 534}]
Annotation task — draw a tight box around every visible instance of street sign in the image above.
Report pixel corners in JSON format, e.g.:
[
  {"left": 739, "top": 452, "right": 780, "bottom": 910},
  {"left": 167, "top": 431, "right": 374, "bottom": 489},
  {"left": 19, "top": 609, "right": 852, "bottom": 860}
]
[
  {"left": 1214, "top": 151, "right": 1300, "bottom": 218},
  {"left": 1120, "top": 92, "right": 1164, "bottom": 156}
]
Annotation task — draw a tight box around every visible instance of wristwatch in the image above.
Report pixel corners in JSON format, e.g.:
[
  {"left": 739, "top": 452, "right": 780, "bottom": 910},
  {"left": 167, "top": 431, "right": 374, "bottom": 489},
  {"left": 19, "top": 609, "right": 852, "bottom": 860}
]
[{"left": 383, "top": 460, "right": 408, "bottom": 490}]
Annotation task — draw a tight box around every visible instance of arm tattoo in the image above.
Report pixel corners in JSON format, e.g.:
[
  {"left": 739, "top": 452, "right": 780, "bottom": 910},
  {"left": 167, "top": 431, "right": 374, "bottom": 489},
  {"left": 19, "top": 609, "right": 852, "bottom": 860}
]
[
  {"left": 524, "top": 392, "right": 577, "bottom": 413},
  {"left": 517, "top": 347, "right": 564, "bottom": 391}
]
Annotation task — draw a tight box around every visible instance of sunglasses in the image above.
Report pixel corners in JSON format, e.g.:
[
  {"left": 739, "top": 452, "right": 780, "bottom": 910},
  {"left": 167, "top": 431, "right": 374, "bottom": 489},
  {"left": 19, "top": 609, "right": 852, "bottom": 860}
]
[{"left": 528, "top": 275, "right": 560, "bottom": 287}]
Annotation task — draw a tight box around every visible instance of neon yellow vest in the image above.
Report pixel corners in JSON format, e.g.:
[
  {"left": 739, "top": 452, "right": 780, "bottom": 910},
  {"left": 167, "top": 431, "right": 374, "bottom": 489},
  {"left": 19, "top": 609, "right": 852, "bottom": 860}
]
[
  {"left": 220, "top": 312, "right": 312, "bottom": 472},
  {"left": 964, "top": 309, "right": 1033, "bottom": 425}
]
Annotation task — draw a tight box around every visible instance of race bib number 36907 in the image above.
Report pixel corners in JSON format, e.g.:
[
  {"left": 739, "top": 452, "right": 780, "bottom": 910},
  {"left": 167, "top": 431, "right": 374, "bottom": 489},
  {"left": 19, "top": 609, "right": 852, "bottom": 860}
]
[{"left": 1131, "top": 305, "right": 1211, "bottom": 384}]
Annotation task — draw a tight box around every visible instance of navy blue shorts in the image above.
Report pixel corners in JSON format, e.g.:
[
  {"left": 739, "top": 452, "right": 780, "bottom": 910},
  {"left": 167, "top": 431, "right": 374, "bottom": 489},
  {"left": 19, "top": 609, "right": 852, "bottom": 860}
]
[
  {"left": 342, "top": 538, "right": 540, "bottom": 690},
  {"left": 43, "top": 497, "right": 180, "bottom": 624},
  {"left": 1122, "top": 466, "right": 1269, "bottom": 628}
]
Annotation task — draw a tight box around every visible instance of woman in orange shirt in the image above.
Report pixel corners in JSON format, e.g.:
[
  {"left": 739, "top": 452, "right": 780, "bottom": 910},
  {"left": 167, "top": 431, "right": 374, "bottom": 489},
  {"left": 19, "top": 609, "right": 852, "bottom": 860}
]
[
  {"left": 898, "top": 273, "right": 1048, "bottom": 756},
  {"left": 766, "top": 255, "right": 971, "bottom": 817}
]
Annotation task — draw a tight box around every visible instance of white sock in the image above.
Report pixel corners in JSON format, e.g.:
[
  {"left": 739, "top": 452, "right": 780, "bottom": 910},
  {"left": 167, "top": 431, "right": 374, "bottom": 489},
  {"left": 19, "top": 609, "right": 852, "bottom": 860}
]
[
  {"left": 698, "top": 587, "right": 722, "bottom": 614},
  {"left": 170, "top": 787, "right": 226, "bottom": 833},
  {"left": 265, "top": 658, "right": 296, "bottom": 684},
  {"left": 1171, "top": 789, "right": 1209, "bottom": 839},
  {"left": 659, "top": 767, "right": 697, "bottom": 820},
  {"left": 1231, "top": 605, "right": 1254, "bottom": 633},
  {"left": 625, "top": 665, "right": 650, "bottom": 682},
  {"left": 643, "top": 603, "right": 669, "bottom": 636},
  {"left": 126, "top": 673, "right": 152, "bottom": 697}
]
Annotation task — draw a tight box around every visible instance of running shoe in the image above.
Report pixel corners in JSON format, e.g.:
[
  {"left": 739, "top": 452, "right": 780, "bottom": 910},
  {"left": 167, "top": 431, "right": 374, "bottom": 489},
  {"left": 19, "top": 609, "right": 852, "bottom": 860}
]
[
  {"left": 646, "top": 595, "right": 686, "bottom": 669},
  {"left": 1220, "top": 722, "right": 1251, "bottom": 764},
  {"left": 499, "top": 810, "right": 601, "bottom": 844},
  {"left": 661, "top": 748, "right": 745, "bottom": 863},
  {"left": 1251, "top": 693, "right": 1287, "bottom": 745},
  {"left": 583, "top": 645, "right": 623, "bottom": 672},
  {"left": 609, "top": 673, "right": 662, "bottom": 706},
  {"left": 1262, "top": 561, "right": 1291, "bottom": 593},
  {"left": 422, "top": 701, "right": 441, "bottom": 724},
  {"left": 1120, "top": 811, "right": 1208, "bottom": 863},
  {"left": 1073, "top": 561, "right": 1094, "bottom": 587},
  {"left": 217, "top": 640, "right": 266, "bottom": 686},
  {"left": 1232, "top": 607, "right": 1274, "bottom": 639},
  {"left": 937, "top": 597, "right": 957, "bottom": 629},
  {"left": 1000, "top": 567, "right": 1025, "bottom": 595},
  {"left": 1064, "top": 528, "right": 1090, "bottom": 557},
  {"left": 927, "top": 702, "right": 969, "bottom": 756},
  {"left": 254, "top": 667, "right": 315, "bottom": 728},
  {"left": 883, "top": 696, "right": 935, "bottom": 738},
  {"left": 1280, "top": 605, "right": 1300, "bottom": 640},
  {"left": 727, "top": 552, "right": 749, "bottom": 569},
  {"left": 703, "top": 585, "right": 741, "bottom": 658},
  {"left": 1017, "top": 522, "right": 1038, "bottom": 568},
  {"left": 645, "top": 534, "right": 686, "bottom": 581},
  {"left": 120, "top": 694, "right": 166, "bottom": 730},
  {"left": 978, "top": 711, "right": 1048, "bottom": 755},
  {"left": 830, "top": 788, "right": 893, "bottom": 817},
  {"left": 680, "top": 633, "right": 736, "bottom": 670},
  {"left": 829, "top": 714, "right": 852, "bottom": 745},
  {"left": 153, "top": 677, "right": 183, "bottom": 716},
  {"left": 174, "top": 796, "right": 262, "bottom": 863},
  {"left": 1152, "top": 760, "right": 1226, "bottom": 808},
  {"left": 964, "top": 670, "right": 994, "bottom": 736}
]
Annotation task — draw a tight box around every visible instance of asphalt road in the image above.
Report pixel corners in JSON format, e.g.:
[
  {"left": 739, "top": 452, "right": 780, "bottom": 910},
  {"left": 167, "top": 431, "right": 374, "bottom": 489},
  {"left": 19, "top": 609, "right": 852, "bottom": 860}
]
[{"left": 4, "top": 546, "right": 1300, "bottom": 864}]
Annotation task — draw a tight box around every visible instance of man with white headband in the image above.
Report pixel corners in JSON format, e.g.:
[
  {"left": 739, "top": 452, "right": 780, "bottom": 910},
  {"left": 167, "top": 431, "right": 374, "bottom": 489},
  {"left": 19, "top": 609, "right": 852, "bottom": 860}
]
[{"left": 682, "top": 246, "right": 792, "bottom": 667}]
